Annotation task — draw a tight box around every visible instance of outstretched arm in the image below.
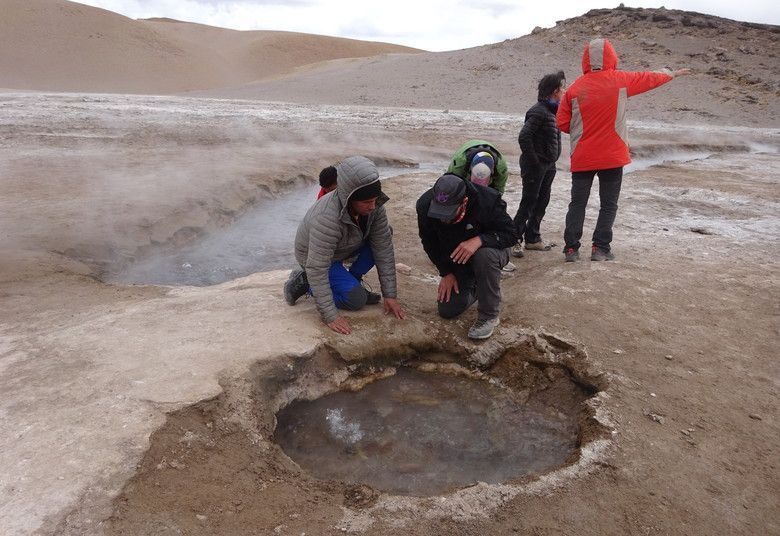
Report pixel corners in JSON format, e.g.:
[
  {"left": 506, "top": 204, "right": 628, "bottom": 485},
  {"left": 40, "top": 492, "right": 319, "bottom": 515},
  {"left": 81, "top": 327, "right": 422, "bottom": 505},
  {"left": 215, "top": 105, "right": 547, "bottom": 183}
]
[
  {"left": 367, "top": 206, "right": 397, "bottom": 299},
  {"left": 622, "top": 67, "right": 690, "bottom": 97}
]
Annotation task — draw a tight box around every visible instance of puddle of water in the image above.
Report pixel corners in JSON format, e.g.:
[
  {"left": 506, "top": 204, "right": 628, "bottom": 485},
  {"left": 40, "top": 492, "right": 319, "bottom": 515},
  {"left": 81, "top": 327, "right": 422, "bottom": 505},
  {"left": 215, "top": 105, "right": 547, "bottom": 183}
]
[
  {"left": 379, "top": 162, "right": 442, "bottom": 179},
  {"left": 625, "top": 151, "right": 714, "bottom": 173},
  {"left": 109, "top": 185, "right": 318, "bottom": 286},
  {"left": 273, "top": 368, "right": 580, "bottom": 496},
  {"left": 108, "top": 165, "right": 439, "bottom": 287}
]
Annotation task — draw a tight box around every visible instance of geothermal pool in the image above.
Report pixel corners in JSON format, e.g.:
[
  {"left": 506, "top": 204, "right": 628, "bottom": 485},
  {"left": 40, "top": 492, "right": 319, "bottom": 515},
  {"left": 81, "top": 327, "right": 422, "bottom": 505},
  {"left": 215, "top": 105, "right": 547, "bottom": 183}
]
[{"left": 273, "top": 367, "right": 581, "bottom": 496}]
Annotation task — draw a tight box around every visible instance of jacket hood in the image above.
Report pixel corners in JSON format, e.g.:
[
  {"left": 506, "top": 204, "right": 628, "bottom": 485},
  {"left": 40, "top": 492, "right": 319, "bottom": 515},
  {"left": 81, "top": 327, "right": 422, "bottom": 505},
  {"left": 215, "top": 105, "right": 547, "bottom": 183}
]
[
  {"left": 335, "top": 155, "right": 388, "bottom": 213},
  {"left": 582, "top": 38, "right": 618, "bottom": 74}
]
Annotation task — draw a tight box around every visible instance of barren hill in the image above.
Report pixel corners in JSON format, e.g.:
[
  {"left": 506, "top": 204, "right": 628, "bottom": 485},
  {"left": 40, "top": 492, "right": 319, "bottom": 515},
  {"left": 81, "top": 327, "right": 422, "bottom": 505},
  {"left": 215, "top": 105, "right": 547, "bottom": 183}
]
[
  {"left": 0, "top": 0, "right": 420, "bottom": 93},
  {"left": 200, "top": 6, "right": 779, "bottom": 127},
  {"left": 1, "top": 1, "right": 777, "bottom": 126}
]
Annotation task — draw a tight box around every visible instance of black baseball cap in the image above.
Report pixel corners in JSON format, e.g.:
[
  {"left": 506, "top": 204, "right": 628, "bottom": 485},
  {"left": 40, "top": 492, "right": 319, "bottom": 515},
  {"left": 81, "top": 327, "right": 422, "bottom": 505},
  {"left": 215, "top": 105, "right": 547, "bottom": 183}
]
[{"left": 428, "top": 174, "right": 467, "bottom": 221}]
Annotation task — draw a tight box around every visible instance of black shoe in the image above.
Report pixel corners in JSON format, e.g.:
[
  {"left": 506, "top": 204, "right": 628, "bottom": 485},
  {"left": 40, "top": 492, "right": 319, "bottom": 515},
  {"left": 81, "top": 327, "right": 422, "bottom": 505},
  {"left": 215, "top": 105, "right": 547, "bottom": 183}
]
[
  {"left": 365, "top": 291, "right": 381, "bottom": 305},
  {"left": 590, "top": 246, "right": 615, "bottom": 261},
  {"left": 284, "top": 269, "right": 308, "bottom": 305},
  {"left": 564, "top": 247, "right": 579, "bottom": 262}
]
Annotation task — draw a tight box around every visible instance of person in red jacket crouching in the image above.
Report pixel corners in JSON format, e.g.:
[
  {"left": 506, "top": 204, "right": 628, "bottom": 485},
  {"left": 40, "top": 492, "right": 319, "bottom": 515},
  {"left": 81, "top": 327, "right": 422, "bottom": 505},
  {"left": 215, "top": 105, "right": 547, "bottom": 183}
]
[
  {"left": 317, "top": 165, "right": 338, "bottom": 199},
  {"left": 557, "top": 37, "right": 690, "bottom": 262}
]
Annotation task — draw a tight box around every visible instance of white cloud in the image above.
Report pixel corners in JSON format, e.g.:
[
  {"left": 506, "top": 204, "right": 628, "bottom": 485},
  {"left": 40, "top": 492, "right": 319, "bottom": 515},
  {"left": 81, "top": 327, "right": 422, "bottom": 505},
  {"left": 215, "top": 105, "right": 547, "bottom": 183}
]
[{"left": 74, "top": 0, "right": 780, "bottom": 51}]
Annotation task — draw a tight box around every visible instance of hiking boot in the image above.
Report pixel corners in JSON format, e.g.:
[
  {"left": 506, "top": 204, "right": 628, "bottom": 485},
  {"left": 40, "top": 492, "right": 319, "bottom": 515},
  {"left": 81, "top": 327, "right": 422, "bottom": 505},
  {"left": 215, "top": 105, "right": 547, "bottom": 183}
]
[
  {"left": 524, "top": 240, "right": 550, "bottom": 251},
  {"left": 284, "top": 268, "right": 308, "bottom": 305},
  {"left": 357, "top": 278, "right": 381, "bottom": 305},
  {"left": 511, "top": 243, "right": 524, "bottom": 258},
  {"left": 468, "top": 316, "right": 500, "bottom": 340},
  {"left": 590, "top": 246, "right": 615, "bottom": 261},
  {"left": 564, "top": 247, "right": 579, "bottom": 262}
]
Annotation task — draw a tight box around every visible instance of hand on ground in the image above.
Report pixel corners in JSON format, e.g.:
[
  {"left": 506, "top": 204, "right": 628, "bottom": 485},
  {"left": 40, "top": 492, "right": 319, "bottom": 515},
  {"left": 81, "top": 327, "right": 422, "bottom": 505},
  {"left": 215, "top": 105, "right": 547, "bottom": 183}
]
[
  {"left": 327, "top": 316, "right": 351, "bottom": 335},
  {"left": 383, "top": 297, "right": 406, "bottom": 319}
]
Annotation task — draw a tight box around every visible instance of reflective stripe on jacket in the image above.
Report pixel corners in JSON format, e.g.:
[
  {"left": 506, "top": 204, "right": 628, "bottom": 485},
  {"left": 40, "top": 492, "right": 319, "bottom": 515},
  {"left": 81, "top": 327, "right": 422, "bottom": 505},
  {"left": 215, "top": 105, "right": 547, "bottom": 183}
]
[{"left": 557, "top": 38, "right": 673, "bottom": 172}]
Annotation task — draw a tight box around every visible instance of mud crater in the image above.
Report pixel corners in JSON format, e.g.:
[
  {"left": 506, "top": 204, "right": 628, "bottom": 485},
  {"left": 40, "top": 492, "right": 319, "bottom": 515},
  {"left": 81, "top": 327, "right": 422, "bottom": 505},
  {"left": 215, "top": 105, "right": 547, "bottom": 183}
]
[
  {"left": 274, "top": 366, "right": 585, "bottom": 496},
  {"left": 106, "top": 336, "right": 613, "bottom": 534}
]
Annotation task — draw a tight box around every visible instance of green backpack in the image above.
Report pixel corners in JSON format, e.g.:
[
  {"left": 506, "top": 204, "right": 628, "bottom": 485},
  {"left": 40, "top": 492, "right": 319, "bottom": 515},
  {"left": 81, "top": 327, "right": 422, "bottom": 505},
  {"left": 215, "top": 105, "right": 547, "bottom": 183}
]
[{"left": 447, "top": 139, "right": 509, "bottom": 194}]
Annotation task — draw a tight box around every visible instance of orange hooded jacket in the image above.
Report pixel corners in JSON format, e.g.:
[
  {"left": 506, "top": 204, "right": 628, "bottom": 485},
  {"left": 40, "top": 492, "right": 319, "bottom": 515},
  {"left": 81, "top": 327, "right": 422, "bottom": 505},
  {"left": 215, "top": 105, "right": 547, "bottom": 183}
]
[{"left": 557, "top": 38, "right": 674, "bottom": 172}]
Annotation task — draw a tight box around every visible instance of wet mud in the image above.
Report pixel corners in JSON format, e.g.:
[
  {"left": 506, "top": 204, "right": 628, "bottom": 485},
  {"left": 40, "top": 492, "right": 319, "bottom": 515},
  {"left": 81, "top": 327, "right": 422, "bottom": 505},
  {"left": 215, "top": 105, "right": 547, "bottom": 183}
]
[{"left": 104, "top": 335, "right": 611, "bottom": 534}]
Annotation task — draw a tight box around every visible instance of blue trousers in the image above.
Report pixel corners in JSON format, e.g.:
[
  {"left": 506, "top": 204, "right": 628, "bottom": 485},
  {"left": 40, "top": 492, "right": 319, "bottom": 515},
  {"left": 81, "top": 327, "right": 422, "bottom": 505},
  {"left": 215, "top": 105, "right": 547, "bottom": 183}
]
[{"left": 327, "top": 243, "right": 375, "bottom": 310}]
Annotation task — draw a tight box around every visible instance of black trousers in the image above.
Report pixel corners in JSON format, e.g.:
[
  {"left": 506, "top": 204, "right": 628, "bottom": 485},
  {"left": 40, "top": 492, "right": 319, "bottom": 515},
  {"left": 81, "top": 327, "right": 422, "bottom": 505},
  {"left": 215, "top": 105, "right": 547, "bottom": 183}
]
[
  {"left": 563, "top": 167, "right": 623, "bottom": 252},
  {"left": 513, "top": 162, "right": 557, "bottom": 244},
  {"left": 437, "top": 247, "right": 509, "bottom": 321}
]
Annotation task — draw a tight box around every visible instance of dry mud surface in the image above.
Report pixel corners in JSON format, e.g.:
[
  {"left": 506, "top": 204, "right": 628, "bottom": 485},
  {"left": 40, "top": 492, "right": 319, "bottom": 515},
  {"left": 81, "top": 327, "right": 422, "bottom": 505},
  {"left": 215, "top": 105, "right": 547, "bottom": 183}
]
[{"left": 0, "top": 93, "right": 778, "bottom": 535}]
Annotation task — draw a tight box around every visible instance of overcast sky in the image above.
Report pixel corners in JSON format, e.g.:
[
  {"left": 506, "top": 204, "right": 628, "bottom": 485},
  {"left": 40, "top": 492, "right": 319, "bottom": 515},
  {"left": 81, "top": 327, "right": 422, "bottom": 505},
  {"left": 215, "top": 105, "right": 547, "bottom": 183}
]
[{"left": 75, "top": 0, "right": 779, "bottom": 51}]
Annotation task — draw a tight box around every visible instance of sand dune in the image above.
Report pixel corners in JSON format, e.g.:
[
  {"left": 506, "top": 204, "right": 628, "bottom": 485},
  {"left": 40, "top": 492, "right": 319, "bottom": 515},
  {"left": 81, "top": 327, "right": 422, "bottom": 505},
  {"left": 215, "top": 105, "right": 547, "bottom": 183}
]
[{"left": 0, "top": 0, "right": 420, "bottom": 93}]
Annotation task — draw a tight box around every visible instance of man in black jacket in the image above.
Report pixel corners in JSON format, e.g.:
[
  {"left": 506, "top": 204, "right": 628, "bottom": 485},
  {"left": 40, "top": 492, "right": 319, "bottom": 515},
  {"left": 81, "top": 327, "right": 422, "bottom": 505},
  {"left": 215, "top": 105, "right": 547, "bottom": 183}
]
[
  {"left": 417, "top": 174, "right": 517, "bottom": 339},
  {"left": 512, "top": 71, "right": 566, "bottom": 258}
]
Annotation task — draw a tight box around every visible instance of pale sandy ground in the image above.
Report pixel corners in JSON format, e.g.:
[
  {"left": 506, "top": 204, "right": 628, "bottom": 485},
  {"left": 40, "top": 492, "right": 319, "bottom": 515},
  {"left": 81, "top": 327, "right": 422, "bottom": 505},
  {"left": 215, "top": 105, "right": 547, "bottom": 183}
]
[{"left": 1, "top": 1, "right": 779, "bottom": 535}]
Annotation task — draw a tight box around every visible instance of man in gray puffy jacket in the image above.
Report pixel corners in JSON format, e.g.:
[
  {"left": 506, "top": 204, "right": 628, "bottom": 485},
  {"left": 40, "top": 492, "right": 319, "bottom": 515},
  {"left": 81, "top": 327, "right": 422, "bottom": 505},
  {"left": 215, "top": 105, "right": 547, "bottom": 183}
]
[{"left": 285, "top": 155, "right": 405, "bottom": 334}]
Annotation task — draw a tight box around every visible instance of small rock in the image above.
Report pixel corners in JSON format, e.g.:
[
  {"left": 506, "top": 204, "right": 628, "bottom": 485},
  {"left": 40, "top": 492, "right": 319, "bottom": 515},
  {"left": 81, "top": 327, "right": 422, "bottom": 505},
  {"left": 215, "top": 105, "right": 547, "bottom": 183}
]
[
  {"left": 650, "top": 392, "right": 657, "bottom": 397},
  {"left": 613, "top": 349, "right": 624, "bottom": 355},
  {"left": 196, "top": 514, "right": 207, "bottom": 522},
  {"left": 646, "top": 412, "right": 665, "bottom": 424},
  {"left": 274, "top": 525, "right": 285, "bottom": 534},
  {"left": 395, "top": 263, "right": 412, "bottom": 275},
  {"left": 681, "top": 429, "right": 691, "bottom": 436},
  {"left": 642, "top": 409, "right": 666, "bottom": 424},
  {"left": 749, "top": 414, "right": 762, "bottom": 421},
  {"left": 664, "top": 354, "right": 673, "bottom": 360}
]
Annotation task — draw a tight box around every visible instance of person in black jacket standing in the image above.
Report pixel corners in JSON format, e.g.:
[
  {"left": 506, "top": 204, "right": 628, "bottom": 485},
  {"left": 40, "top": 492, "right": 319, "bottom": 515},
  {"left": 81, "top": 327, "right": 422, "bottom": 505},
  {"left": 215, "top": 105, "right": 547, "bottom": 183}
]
[
  {"left": 512, "top": 71, "right": 566, "bottom": 258},
  {"left": 417, "top": 174, "right": 517, "bottom": 340}
]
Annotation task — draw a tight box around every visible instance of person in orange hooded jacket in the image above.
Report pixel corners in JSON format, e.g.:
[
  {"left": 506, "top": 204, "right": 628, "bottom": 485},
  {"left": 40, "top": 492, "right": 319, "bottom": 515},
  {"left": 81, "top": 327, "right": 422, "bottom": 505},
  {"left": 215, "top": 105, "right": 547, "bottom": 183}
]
[{"left": 557, "top": 37, "right": 689, "bottom": 262}]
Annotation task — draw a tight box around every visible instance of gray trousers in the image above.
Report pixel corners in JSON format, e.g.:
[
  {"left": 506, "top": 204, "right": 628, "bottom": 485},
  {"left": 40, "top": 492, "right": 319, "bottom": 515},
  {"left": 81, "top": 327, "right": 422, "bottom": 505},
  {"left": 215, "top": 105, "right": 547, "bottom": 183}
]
[
  {"left": 563, "top": 167, "right": 623, "bottom": 252},
  {"left": 438, "top": 247, "right": 510, "bottom": 321}
]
